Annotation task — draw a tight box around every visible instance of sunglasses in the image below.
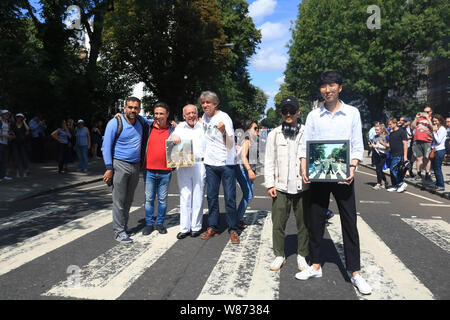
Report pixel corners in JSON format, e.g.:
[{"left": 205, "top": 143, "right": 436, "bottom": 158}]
[{"left": 281, "top": 108, "right": 298, "bottom": 116}]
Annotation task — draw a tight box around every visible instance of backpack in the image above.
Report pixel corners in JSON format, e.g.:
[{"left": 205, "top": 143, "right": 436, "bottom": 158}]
[{"left": 114, "top": 115, "right": 146, "bottom": 143}]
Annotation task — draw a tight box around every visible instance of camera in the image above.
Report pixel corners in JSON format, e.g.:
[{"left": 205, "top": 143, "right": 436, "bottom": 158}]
[{"left": 419, "top": 112, "right": 427, "bottom": 117}]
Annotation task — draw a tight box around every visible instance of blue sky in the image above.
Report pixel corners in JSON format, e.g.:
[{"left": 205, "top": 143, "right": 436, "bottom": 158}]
[{"left": 247, "top": 0, "right": 301, "bottom": 113}]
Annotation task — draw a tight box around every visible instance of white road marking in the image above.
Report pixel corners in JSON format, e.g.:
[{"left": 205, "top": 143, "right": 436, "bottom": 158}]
[
  {"left": 0, "top": 206, "right": 142, "bottom": 277},
  {"left": 357, "top": 170, "right": 377, "bottom": 178},
  {"left": 326, "top": 214, "right": 434, "bottom": 300},
  {"left": 0, "top": 205, "right": 70, "bottom": 232},
  {"left": 43, "top": 208, "right": 180, "bottom": 300},
  {"left": 419, "top": 203, "right": 450, "bottom": 208},
  {"left": 360, "top": 200, "right": 391, "bottom": 204},
  {"left": 401, "top": 218, "right": 450, "bottom": 253},
  {"left": 403, "top": 192, "right": 443, "bottom": 204},
  {"left": 197, "top": 210, "right": 279, "bottom": 300}
]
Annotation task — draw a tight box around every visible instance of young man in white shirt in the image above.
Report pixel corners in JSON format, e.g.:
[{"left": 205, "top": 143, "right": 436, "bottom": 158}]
[
  {"left": 199, "top": 91, "right": 240, "bottom": 244},
  {"left": 171, "top": 104, "right": 206, "bottom": 239},
  {"left": 264, "top": 96, "right": 310, "bottom": 272},
  {"left": 298, "top": 71, "right": 372, "bottom": 295},
  {"left": 0, "top": 110, "right": 14, "bottom": 181}
]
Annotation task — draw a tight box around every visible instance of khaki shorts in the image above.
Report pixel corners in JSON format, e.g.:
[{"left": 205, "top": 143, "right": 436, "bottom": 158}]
[{"left": 412, "top": 141, "right": 432, "bottom": 158}]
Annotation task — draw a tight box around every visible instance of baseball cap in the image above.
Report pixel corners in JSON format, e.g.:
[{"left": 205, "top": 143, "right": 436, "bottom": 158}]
[
  {"left": 16, "top": 113, "right": 24, "bottom": 118},
  {"left": 279, "top": 96, "right": 300, "bottom": 110},
  {"left": 1, "top": 110, "right": 9, "bottom": 115},
  {"left": 77, "top": 119, "right": 84, "bottom": 124}
]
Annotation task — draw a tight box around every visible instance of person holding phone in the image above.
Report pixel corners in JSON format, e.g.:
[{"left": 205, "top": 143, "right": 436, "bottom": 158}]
[{"left": 411, "top": 106, "right": 433, "bottom": 183}]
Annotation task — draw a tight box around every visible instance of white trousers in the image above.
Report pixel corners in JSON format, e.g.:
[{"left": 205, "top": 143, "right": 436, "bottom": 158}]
[{"left": 177, "top": 163, "right": 206, "bottom": 233}]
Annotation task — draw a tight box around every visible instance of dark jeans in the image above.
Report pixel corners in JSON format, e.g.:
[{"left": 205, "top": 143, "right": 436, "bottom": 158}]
[
  {"left": 308, "top": 182, "right": 360, "bottom": 272},
  {"left": 433, "top": 149, "right": 445, "bottom": 188},
  {"left": 373, "top": 151, "right": 387, "bottom": 184},
  {"left": 390, "top": 156, "right": 403, "bottom": 187},
  {"left": 57, "top": 143, "right": 69, "bottom": 172},
  {"left": 205, "top": 164, "right": 238, "bottom": 233},
  {"left": 0, "top": 143, "right": 8, "bottom": 178}
]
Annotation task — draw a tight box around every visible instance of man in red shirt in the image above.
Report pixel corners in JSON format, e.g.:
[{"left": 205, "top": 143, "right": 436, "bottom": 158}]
[
  {"left": 142, "top": 102, "right": 176, "bottom": 235},
  {"left": 411, "top": 106, "right": 433, "bottom": 183}
]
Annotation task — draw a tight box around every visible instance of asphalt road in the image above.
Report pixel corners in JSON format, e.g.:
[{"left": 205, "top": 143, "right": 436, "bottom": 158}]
[{"left": 0, "top": 166, "right": 448, "bottom": 304}]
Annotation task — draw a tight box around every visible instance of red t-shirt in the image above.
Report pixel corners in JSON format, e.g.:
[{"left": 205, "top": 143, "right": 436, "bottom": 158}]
[
  {"left": 414, "top": 117, "right": 433, "bottom": 142},
  {"left": 145, "top": 125, "right": 171, "bottom": 170}
]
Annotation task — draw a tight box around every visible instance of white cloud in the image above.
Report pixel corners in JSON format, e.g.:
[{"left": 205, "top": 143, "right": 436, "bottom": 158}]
[
  {"left": 275, "top": 75, "right": 285, "bottom": 84},
  {"left": 248, "top": 0, "right": 277, "bottom": 23},
  {"left": 251, "top": 47, "right": 288, "bottom": 71},
  {"left": 259, "top": 22, "right": 287, "bottom": 42}
]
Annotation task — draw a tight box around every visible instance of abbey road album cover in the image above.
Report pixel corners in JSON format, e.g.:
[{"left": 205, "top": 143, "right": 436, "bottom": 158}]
[
  {"left": 166, "top": 140, "right": 195, "bottom": 168},
  {"left": 306, "top": 140, "right": 349, "bottom": 182}
]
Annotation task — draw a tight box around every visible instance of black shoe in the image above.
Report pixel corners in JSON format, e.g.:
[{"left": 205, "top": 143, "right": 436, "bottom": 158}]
[
  {"left": 177, "top": 231, "right": 190, "bottom": 239},
  {"left": 156, "top": 224, "right": 167, "bottom": 234},
  {"left": 190, "top": 230, "right": 202, "bottom": 237},
  {"left": 142, "top": 225, "right": 154, "bottom": 236},
  {"left": 125, "top": 228, "right": 135, "bottom": 236}
]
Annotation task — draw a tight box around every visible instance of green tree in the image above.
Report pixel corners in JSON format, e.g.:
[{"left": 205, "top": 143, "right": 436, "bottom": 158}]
[
  {"left": 103, "top": 0, "right": 230, "bottom": 118},
  {"left": 285, "top": 0, "right": 449, "bottom": 122}
]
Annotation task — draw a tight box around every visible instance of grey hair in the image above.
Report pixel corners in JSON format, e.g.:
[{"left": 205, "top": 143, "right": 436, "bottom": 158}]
[
  {"left": 198, "top": 91, "right": 220, "bottom": 106},
  {"left": 183, "top": 104, "right": 198, "bottom": 115}
]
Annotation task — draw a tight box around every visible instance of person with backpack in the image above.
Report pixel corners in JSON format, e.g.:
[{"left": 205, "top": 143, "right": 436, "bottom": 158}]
[{"left": 102, "top": 97, "right": 149, "bottom": 243}]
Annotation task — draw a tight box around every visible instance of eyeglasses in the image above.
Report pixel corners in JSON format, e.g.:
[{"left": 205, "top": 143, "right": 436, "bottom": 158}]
[{"left": 281, "top": 108, "right": 298, "bottom": 116}]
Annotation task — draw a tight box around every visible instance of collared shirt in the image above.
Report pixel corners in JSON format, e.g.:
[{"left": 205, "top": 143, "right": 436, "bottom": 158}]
[
  {"left": 300, "top": 101, "right": 364, "bottom": 161},
  {"left": 172, "top": 120, "right": 205, "bottom": 160}
]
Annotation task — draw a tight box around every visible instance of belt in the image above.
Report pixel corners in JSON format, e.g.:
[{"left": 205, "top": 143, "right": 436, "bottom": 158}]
[{"left": 195, "top": 157, "right": 204, "bottom": 162}]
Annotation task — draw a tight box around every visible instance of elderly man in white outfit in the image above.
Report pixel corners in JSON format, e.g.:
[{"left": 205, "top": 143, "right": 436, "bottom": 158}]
[{"left": 171, "top": 104, "right": 206, "bottom": 239}]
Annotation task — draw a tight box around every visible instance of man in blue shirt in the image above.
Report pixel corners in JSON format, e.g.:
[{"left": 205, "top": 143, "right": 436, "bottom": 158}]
[
  {"left": 102, "top": 97, "right": 149, "bottom": 243},
  {"left": 297, "top": 71, "right": 372, "bottom": 295}
]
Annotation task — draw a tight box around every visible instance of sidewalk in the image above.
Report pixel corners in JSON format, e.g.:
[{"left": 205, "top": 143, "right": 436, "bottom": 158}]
[
  {"left": 0, "top": 158, "right": 105, "bottom": 204},
  {"left": 360, "top": 150, "right": 450, "bottom": 200}
]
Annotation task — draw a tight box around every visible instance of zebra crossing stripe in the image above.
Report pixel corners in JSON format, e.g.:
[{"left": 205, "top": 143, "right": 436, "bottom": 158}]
[
  {"left": 401, "top": 218, "right": 450, "bottom": 253},
  {"left": 0, "top": 205, "right": 70, "bottom": 232},
  {"left": 43, "top": 208, "right": 181, "bottom": 300},
  {"left": 197, "top": 210, "right": 279, "bottom": 300},
  {"left": 0, "top": 206, "right": 142, "bottom": 277},
  {"left": 326, "top": 214, "right": 434, "bottom": 300}
]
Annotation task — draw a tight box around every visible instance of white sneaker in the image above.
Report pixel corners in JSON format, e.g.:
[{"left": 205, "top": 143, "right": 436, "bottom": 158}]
[
  {"left": 387, "top": 186, "right": 397, "bottom": 192},
  {"left": 372, "top": 184, "right": 382, "bottom": 190},
  {"left": 397, "top": 182, "right": 407, "bottom": 192},
  {"left": 297, "top": 254, "right": 309, "bottom": 271},
  {"left": 351, "top": 273, "right": 372, "bottom": 295},
  {"left": 269, "top": 256, "right": 286, "bottom": 271},
  {"left": 295, "top": 265, "right": 322, "bottom": 280}
]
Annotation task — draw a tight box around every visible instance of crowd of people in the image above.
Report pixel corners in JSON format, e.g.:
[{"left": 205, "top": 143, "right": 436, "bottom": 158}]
[
  {"left": 0, "top": 109, "right": 105, "bottom": 180},
  {"left": 101, "top": 71, "right": 375, "bottom": 295},
  {"left": 367, "top": 107, "right": 450, "bottom": 192}
]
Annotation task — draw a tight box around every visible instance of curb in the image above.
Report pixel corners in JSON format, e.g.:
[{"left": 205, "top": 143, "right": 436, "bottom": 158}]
[
  {"left": 359, "top": 163, "right": 450, "bottom": 200},
  {"left": 6, "top": 177, "right": 104, "bottom": 203}
]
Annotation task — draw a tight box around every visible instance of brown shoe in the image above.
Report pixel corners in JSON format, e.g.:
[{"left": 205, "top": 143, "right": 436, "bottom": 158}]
[
  {"left": 200, "top": 227, "right": 218, "bottom": 240},
  {"left": 230, "top": 231, "right": 240, "bottom": 244}
]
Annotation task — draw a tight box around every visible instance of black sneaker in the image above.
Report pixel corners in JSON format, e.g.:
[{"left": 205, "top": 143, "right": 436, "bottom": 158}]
[
  {"left": 142, "top": 225, "right": 154, "bottom": 236},
  {"left": 156, "top": 224, "right": 167, "bottom": 234}
]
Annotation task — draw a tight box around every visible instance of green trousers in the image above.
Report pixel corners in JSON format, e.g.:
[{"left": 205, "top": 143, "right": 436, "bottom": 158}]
[{"left": 271, "top": 190, "right": 310, "bottom": 257}]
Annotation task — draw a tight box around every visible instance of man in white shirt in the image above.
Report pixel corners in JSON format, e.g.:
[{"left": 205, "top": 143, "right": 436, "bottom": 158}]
[
  {"left": 199, "top": 91, "right": 240, "bottom": 244},
  {"left": 297, "top": 71, "right": 372, "bottom": 295},
  {"left": 264, "top": 96, "right": 310, "bottom": 272},
  {"left": 171, "top": 104, "right": 206, "bottom": 239}
]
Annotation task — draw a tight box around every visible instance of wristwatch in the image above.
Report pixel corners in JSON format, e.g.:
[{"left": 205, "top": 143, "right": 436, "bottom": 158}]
[{"left": 349, "top": 164, "right": 357, "bottom": 168}]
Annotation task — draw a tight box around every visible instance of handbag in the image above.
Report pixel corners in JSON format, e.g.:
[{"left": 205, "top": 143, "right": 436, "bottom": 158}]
[{"left": 429, "top": 146, "right": 436, "bottom": 159}]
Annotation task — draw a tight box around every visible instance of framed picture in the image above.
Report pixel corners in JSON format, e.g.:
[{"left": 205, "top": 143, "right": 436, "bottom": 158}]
[
  {"left": 306, "top": 140, "right": 349, "bottom": 182},
  {"left": 166, "top": 139, "right": 195, "bottom": 168}
]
